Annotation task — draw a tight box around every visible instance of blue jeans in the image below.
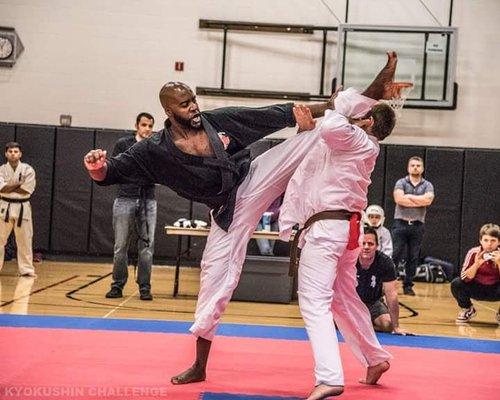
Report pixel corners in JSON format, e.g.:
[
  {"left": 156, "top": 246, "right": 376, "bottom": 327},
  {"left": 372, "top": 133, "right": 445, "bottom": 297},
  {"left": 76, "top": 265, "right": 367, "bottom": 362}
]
[
  {"left": 111, "top": 197, "right": 157, "bottom": 291},
  {"left": 392, "top": 219, "right": 424, "bottom": 289}
]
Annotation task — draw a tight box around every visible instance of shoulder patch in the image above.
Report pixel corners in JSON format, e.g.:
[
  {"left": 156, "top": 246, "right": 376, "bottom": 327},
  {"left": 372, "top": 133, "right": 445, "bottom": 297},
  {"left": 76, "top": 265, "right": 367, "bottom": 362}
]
[{"left": 149, "top": 132, "right": 162, "bottom": 144}]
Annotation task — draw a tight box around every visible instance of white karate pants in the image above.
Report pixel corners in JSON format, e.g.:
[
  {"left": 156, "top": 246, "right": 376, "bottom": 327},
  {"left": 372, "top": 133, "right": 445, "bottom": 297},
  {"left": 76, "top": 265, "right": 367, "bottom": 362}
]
[
  {"left": 0, "top": 202, "right": 35, "bottom": 275},
  {"left": 298, "top": 219, "right": 391, "bottom": 386},
  {"left": 190, "top": 130, "right": 320, "bottom": 340}
]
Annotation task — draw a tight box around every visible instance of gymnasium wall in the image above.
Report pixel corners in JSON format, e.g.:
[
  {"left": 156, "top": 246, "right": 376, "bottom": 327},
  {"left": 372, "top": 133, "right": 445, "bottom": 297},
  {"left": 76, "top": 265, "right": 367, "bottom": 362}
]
[{"left": 0, "top": 0, "right": 499, "bottom": 149}]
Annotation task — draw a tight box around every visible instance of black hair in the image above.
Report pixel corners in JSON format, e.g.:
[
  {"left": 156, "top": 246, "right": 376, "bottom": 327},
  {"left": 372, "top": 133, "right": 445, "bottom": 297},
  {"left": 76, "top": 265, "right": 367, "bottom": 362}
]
[
  {"left": 370, "top": 103, "right": 396, "bottom": 141},
  {"left": 5, "top": 142, "right": 21, "bottom": 152},
  {"left": 136, "top": 112, "right": 154, "bottom": 125},
  {"left": 363, "top": 226, "right": 379, "bottom": 245}
]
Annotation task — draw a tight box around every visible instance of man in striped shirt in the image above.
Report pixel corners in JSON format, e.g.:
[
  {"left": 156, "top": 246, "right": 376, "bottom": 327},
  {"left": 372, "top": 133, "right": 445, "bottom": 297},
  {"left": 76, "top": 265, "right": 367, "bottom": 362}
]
[{"left": 451, "top": 223, "right": 500, "bottom": 323}]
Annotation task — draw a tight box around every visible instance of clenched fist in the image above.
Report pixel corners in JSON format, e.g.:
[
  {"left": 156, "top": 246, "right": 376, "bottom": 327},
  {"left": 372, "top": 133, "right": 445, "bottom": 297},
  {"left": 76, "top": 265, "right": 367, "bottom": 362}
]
[{"left": 84, "top": 149, "right": 107, "bottom": 171}]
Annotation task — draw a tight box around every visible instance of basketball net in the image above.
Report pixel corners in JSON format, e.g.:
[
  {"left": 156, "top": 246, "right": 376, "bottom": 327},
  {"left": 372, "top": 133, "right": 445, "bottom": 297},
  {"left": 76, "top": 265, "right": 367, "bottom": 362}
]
[{"left": 380, "top": 82, "right": 414, "bottom": 118}]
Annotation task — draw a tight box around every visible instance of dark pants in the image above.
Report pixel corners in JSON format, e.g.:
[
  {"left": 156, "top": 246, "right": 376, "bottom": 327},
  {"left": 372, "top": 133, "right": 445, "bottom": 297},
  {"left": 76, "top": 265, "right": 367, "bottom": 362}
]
[
  {"left": 450, "top": 277, "right": 500, "bottom": 308},
  {"left": 392, "top": 219, "right": 424, "bottom": 288}
]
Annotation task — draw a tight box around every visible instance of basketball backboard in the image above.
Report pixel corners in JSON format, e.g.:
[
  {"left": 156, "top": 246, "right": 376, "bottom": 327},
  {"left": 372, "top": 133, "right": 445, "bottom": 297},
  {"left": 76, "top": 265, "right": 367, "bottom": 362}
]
[{"left": 337, "top": 24, "right": 458, "bottom": 109}]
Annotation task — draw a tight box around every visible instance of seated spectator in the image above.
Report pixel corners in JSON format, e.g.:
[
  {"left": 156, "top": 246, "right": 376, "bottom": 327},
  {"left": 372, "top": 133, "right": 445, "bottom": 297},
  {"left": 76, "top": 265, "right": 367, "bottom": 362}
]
[
  {"left": 363, "top": 204, "right": 393, "bottom": 257},
  {"left": 356, "top": 227, "right": 410, "bottom": 334},
  {"left": 451, "top": 223, "right": 500, "bottom": 324}
]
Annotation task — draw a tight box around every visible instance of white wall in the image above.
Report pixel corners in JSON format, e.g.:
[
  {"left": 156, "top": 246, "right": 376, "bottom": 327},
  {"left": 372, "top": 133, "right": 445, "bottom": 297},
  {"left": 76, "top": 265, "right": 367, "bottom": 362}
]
[{"left": 0, "top": 0, "right": 499, "bottom": 149}]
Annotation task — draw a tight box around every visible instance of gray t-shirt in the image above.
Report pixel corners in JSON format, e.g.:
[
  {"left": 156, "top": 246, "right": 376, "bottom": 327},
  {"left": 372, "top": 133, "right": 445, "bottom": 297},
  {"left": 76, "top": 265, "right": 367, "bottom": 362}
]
[{"left": 394, "top": 176, "right": 434, "bottom": 223}]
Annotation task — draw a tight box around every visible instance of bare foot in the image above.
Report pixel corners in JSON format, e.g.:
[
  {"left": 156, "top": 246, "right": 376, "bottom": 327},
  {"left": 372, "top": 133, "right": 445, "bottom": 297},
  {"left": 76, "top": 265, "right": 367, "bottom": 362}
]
[
  {"left": 362, "top": 51, "right": 398, "bottom": 100},
  {"left": 306, "top": 384, "right": 344, "bottom": 400},
  {"left": 359, "top": 361, "right": 390, "bottom": 385},
  {"left": 170, "top": 364, "right": 206, "bottom": 385}
]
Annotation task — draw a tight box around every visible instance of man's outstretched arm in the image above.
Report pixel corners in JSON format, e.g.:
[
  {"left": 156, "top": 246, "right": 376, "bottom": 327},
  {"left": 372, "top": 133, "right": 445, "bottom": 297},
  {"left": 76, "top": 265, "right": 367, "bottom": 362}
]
[{"left": 84, "top": 144, "right": 157, "bottom": 186}]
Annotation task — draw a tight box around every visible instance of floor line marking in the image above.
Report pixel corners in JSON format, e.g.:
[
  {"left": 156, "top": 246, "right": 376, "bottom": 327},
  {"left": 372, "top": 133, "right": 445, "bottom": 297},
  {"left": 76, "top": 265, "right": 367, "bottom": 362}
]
[
  {"left": 103, "top": 290, "right": 139, "bottom": 319},
  {"left": 0, "top": 275, "right": 79, "bottom": 307}
]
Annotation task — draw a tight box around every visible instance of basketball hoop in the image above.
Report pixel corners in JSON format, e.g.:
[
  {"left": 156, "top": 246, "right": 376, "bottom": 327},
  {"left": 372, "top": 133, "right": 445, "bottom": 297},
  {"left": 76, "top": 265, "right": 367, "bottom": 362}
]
[{"left": 381, "top": 82, "right": 414, "bottom": 117}]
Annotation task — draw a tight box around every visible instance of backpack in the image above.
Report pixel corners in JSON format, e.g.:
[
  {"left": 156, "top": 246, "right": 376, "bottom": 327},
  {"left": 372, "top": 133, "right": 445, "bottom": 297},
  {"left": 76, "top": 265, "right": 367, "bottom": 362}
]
[
  {"left": 423, "top": 256, "right": 457, "bottom": 281},
  {"left": 413, "top": 263, "right": 448, "bottom": 283}
]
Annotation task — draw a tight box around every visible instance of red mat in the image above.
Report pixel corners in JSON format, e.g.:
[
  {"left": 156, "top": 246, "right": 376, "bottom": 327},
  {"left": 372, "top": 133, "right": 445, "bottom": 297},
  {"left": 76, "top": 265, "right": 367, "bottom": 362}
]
[{"left": 0, "top": 327, "right": 497, "bottom": 399}]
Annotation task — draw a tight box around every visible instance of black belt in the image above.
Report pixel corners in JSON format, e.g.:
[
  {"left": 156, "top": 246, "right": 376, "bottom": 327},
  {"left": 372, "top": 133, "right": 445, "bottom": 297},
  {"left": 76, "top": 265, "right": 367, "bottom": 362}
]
[
  {"left": 1, "top": 196, "right": 31, "bottom": 227},
  {"left": 289, "top": 210, "right": 357, "bottom": 278}
]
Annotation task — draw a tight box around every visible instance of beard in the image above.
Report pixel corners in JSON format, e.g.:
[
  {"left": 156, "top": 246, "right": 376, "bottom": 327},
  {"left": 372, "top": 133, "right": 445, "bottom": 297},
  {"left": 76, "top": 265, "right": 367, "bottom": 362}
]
[{"left": 173, "top": 112, "right": 202, "bottom": 130}]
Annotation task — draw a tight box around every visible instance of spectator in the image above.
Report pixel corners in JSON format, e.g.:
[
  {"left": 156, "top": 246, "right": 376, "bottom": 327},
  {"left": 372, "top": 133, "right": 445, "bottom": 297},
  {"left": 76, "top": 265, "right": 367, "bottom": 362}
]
[
  {"left": 0, "top": 142, "right": 37, "bottom": 277},
  {"left": 451, "top": 223, "right": 500, "bottom": 324},
  {"left": 392, "top": 156, "right": 434, "bottom": 296},
  {"left": 356, "top": 227, "right": 410, "bottom": 334},
  {"left": 105, "top": 113, "right": 157, "bottom": 301},
  {"left": 363, "top": 204, "right": 393, "bottom": 257}
]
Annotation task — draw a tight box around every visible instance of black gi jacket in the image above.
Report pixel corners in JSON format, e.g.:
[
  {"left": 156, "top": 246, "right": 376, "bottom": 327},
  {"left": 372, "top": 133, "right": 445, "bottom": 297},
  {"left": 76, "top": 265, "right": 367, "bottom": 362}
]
[
  {"left": 97, "top": 103, "right": 295, "bottom": 231},
  {"left": 112, "top": 135, "right": 155, "bottom": 200}
]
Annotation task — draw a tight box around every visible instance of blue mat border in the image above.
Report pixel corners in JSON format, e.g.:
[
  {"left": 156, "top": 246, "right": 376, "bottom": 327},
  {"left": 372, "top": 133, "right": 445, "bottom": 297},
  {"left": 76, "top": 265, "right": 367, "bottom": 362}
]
[
  {"left": 201, "top": 392, "right": 299, "bottom": 400},
  {"left": 0, "top": 314, "right": 498, "bottom": 354}
]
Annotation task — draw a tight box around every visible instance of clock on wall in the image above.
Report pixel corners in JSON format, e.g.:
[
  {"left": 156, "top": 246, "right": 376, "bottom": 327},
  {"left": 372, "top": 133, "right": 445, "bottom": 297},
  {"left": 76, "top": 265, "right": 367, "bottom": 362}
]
[
  {"left": 0, "top": 36, "right": 13, "bottom": 59},
  {"left": 0, "top": 27, "right": 24, "bottom": 67}
]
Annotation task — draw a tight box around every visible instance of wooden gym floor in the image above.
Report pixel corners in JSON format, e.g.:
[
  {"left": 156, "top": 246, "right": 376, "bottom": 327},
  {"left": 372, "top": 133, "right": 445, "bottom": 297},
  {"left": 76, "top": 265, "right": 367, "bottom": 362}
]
[{"left": 0, "top": 260, "right": 499, "bottom": 340}]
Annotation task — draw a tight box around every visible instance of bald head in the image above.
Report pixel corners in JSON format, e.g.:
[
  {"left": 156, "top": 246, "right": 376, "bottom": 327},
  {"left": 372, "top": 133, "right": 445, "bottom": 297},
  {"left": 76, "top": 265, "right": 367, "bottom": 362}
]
[
  {"left": 159, "top": 81, "right": 202, "bottom": 129},
  {"left": 159, "top": 81, "right": 193, "bottom": 110}
]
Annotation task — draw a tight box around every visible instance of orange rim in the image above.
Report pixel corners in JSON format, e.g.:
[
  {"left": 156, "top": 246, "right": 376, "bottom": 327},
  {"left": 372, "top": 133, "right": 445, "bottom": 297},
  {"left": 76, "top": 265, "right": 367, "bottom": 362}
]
[{"left": 388, "top": 82, "right": 414, "bottom": 98}]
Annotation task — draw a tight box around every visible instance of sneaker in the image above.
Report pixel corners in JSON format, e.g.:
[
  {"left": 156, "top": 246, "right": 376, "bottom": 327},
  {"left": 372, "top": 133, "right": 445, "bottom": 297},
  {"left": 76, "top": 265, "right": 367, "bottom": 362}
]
[
  {"left": 105, "top": 287, "right": 123, "bottom": 298},
  {"left": 140, "top": 290, "right": 153, "bottom": 301},
  {"left": 403, "top": 286, "right": 416, "bottom": 296},
  {"left": 456, "top": 307, "right": 476, "bottom": 323}
]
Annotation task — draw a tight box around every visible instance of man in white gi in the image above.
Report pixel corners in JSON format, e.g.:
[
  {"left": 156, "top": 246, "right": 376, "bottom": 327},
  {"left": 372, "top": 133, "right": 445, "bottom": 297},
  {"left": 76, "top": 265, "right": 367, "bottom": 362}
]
[
  {"left": 280, "top": 88, "right": 397, "bottom": 398},
  {"left": 0, "top": 142, "right": 36, "bottom": 277}
]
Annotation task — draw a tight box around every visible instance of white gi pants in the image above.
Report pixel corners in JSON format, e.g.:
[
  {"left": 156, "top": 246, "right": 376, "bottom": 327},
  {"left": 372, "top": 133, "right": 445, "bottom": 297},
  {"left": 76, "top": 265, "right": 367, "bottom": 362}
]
[
  {"left": 190, "top": 130, "right": 320, "bottom": 340},
  {"left": 0, "top": 201, "right": 35, "bottom": 275},
  {"left": 298, "top": 219, "right": 391, "bottom": 386}
]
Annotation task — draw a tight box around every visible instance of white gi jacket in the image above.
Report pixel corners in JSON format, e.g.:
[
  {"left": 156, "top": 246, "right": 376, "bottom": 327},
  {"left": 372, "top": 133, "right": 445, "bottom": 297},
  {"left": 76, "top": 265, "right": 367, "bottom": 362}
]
[
  {"left": 0, "top": 162, "right": 36, "bottom": 223},
  {"left": 279, "top": 88, "right": 378, "bottom": 241},
  {"left": 376, "top": 225, "right": 393, "bottom": 258}
]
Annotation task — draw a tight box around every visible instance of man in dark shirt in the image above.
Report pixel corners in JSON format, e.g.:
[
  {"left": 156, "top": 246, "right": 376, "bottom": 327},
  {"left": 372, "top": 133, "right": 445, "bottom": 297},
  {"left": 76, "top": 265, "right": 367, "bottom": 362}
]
[
  {"left": 105, "top": 112, "right": 156, "bottom": 301},
  {"left": 357, "top": 227, "right": 409, "bottom": 334},
  {"left": 83, "top": 51, "right": 399, "bottom": 385}
]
